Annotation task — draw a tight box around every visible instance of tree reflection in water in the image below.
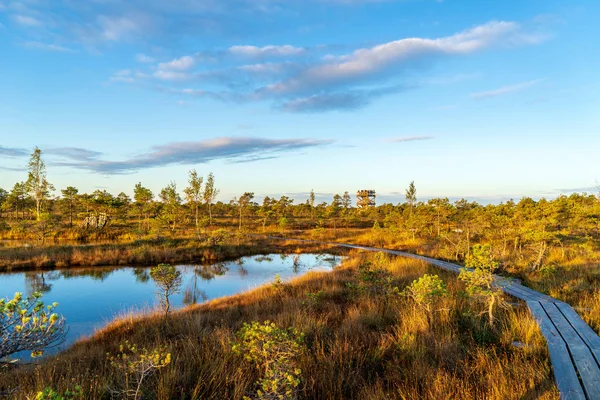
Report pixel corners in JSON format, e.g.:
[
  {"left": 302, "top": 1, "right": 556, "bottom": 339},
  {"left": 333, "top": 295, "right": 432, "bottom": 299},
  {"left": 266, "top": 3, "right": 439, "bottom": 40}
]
[
  {"left": 25, "top": 271, "right": 53, "bottom": 295},
  {"left": 132, "top": 268, "right": 150, "bottom": 283},
  {"left": 195, "top": 263, "right": 229, "bottom": 281},
  {"left": 236, "top": 258, "right": 248, "bottom": 277}
]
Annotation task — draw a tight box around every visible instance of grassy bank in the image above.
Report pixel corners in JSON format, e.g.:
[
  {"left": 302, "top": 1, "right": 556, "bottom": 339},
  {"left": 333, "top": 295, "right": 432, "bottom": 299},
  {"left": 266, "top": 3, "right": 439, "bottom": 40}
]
[
  {"left": 0, "top": 234, "right": 337, "bottom": 272},
  {"left": 0, "top": 251, "right": 557, "bottom": 399},
  {"left": 284, "top": 228, "right": 600, "bottom": 334}
]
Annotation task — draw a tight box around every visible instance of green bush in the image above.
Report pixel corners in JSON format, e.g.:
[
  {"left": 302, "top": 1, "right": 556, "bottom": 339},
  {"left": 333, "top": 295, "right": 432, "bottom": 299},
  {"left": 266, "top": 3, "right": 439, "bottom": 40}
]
[
  {"left": 35, "top": 386, "right": 82, "bottom": 400},
  {"left": 403, "top": 274, "right": 448, "bottom": 313},
  {"left": 106, "top": 341, "right": 171, "bottom": 400},
  {"left": 232, "top": 321, "right": 304, "bottom": 400}
]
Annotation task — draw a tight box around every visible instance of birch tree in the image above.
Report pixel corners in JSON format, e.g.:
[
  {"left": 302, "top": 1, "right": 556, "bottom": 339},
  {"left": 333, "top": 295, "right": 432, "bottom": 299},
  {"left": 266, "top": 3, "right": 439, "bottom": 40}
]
[
  {"left": 203, "top": 173, "right": 219, "bottom": 226},
  {"left": 184, "top": 169, "right": 203, "bottom": 236},
  {"left": 26, "top": 147, "right": 54, "bottom": 221}
]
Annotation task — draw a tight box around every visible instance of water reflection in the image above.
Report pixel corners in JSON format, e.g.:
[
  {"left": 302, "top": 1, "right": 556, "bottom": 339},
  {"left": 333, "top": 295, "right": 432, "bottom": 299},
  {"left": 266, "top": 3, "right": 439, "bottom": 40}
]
[{"left": 0, "top": 253, "right": 342, "bottom": 352}]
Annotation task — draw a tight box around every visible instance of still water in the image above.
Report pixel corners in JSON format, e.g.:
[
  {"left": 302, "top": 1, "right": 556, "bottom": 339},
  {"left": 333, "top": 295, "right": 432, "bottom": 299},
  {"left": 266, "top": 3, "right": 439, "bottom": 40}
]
[{"left": 0, "top": 253, "right": 340, "bottom": 351}]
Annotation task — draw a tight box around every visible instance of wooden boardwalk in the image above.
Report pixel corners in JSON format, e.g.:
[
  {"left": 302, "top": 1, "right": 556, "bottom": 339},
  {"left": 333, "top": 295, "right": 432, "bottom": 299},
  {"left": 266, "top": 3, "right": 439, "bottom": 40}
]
[{"left": 267, "top": 236, "right": 600, "bottom": 400}]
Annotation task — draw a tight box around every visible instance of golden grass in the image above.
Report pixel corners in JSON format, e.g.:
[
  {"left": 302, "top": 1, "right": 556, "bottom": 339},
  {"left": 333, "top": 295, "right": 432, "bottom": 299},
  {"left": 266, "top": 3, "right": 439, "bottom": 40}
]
[
  {"left": 0, "top": 236, "right": 337, "bottom": 272},
  {"left": 0, "top": 251, "right": 558, "bottom": 399}
]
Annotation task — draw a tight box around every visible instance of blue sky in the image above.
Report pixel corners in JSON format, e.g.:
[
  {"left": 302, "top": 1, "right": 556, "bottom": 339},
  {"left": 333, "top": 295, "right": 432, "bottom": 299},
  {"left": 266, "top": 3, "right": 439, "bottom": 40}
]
[{"left": 0, "top": 0, "right": 598, "bottom": 204}]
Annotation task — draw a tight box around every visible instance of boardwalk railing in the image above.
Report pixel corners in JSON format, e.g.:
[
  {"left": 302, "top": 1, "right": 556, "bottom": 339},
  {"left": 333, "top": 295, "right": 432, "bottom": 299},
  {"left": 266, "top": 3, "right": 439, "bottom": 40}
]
[{"left": 263, "top": 236, "right": 600, "bottom": 400}]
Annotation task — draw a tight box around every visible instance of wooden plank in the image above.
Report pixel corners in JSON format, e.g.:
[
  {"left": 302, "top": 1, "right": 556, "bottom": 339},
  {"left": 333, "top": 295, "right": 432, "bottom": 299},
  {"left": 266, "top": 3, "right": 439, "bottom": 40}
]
[
  {"left": 556, "top": 302, "right": 600, "bottom": 350},
  {"left": 504, "top": 285, "right": 537, "bottom": 302},
  {"left": 515, "top": 285, "right": 557, "bottom": 303},
  {"left": 506, "top": 284, "right": 547, "bottom": 302},
  {"left": 555, "top": 302, "right": 600, "bottom": 366},
  {"left": 528, "top": 302, "right": 586, "bottom": 400},
  {"left": 542, "top": 303, "right": 600, "bottom": 399}
]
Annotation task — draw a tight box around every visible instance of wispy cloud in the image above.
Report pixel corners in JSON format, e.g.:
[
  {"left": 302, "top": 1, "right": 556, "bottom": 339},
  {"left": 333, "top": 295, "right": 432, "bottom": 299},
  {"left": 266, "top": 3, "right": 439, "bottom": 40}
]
[
  {"left": 22, "top": 41, "right": 75, "bottom": 52},
  {"left": 264, "top": 21, "right": 544, "bottom": 96},
  {"left": 0, "top": 146, "right": 28, "bottom": 157},
  {"left": 279, "top": 85, "right": 408, "bottom": 112},
  {"left": 52, "top": 137, "right": 333, "bottom": 174},
  {"left": 158, "top": 56, "right": 195, "bottom": 71},
  {"left": 110, "top": 69, "right": 136, "bottom": 83},
  {"left": 115, "top": 20, "right": 545, "bottom": 112},
  {"left": 229, "top": 45, "right": 305, "bottom": 57},
  {"left": 554, "top": 186, "right": 599, "bottom": 194},
  {"left": 12, "top": 14, "right": 43, "bottom": 27},
  {"left": 135, "top": 53, "right": 156, "bottom": 63},
  {"left": 469, "top": 79, "right": 542, "bottom": 100},
  {"left": 46, "top": 147, "right": 104, "bottom": 162},
  {"left": 97, "top": 15, "right": 149, "bottom": 42},
  {"left": 386, "top": 136, "right": 434, "bottom": 143}
]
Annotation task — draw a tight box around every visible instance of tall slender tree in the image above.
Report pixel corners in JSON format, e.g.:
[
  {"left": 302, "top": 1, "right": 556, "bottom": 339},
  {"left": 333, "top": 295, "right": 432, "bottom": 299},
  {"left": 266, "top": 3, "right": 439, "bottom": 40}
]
[
  {"left": 159, "top": 182, "right": 182, "bottom": 232},
  {"left": 405, "top": 181, "right": 417, "bottom": 214},
  {"left": 237, "top": 192, "right": 254, "bottom": 230},
  {"left": 134, "top": 183, "right": 153, "bottom": 231},
  {"left": 309, "top": 189, "right": 316, "bottom": 220},
  {"left": 203, "top": 172, "right": 219, "bottom": 226},
  {"left": 26, "top": 147, "right": 54, "bottom": 220},
  {"left": 184, "top": 169, "right": 203, "bottom": 236},
  {"left": 0, "top": 188, "right": 7, "bottom": 218},
  {"left": 342, "top": 191, "right": 351, "bottom": 213},
  {"left": 7, "top": 182, "right": 28, "bottom": 219},
  {"left": 60, "top": 186, "right": 79, "bottom": 227}
]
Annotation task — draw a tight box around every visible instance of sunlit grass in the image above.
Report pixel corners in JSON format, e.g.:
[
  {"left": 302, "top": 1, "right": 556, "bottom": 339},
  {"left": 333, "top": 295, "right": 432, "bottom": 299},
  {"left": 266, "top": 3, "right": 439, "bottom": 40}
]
[{"left": 0, "top": 251, "right": 558, "bottom": 399}]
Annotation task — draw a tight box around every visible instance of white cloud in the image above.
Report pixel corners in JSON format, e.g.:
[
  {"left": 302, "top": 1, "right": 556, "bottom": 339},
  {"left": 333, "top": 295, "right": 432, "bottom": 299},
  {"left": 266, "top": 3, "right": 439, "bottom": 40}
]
[
  {"left": 153, "top": 69, "right": 190, "bottom": 81},
  {"left": 110, "top": 69, "right": 135, "bottom": 83},
  {"left": 135, "top": 53, "right": 155, "bottom": 63},
  {"left": 106, "top": 19, "right": 549, "bottom": 112},
  {"left": 266, "top": 21, "right": 544, "bottom": 94},
  {"left": 152, "top": 55, "right": 196, "bottom": 80},
  {"left": 53, "top": 137, "right": 333, "bottom": 173},
  {"left": 157, "top": 55, "right": 195, "bottom": 71},
  {"left": 13, "top": 14, "right": 43, "bottom": 27},
  {"left": 229, "top": 44, "right": 305, "bottom": 57},
  {"left": 98, "top": 15, "right": 145, "bottom": 41},
  {"left": 469, "top": 79, "right": 541, "bottom": 100},
  {"left": 22, "top": 41, "right": 75, "bottom": 52},
  {"left": 239, "top": 63, "right": 282, "bottom": 73},
  {"left": 386, "top": 136, "right": 434, "bottom": 143}
]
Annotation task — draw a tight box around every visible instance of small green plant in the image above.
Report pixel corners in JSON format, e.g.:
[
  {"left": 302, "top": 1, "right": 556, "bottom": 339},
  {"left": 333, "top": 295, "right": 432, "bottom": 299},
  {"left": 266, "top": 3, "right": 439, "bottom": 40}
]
[
  {"left": 106, "top": 341, "right": 171, "bottom": 400},
  {"left": 0, "top": 292, "right": 66, "bottom": 363},
  {"left": 354, "top": 260, "right": 397, "bottom": 317},
  {"left": 356, "top": 261, "right": 392, "bottom": 294},
  {"left": 34, "top": 386, "right": 82, "bottom": 400},
  {"left": 232, "top": 321, "right": 304, "bottom": 400},
  {"left": 459, "top": 245, "right": 507, "bottom": 327},
  {"left": 271, "top": 274, "right": 285, "bottom": 294},
  {"left": 149, "top": 264, "right": 182, "bottom": 317},
  {"left": 540, "top": 264, "right": 558, "bottom": 277},
  {"left": 302, "top": 290, "right": 325, "bottom": 310},
  {"left": 403, "top": 274, "right": 449, "bottom": 313}
]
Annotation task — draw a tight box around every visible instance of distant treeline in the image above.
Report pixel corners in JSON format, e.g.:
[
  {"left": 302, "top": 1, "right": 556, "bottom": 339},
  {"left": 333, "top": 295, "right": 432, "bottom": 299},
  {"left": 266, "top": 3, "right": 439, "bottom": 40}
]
[{"left": 1, "top": 148, "right": 600, "bottom": 271}]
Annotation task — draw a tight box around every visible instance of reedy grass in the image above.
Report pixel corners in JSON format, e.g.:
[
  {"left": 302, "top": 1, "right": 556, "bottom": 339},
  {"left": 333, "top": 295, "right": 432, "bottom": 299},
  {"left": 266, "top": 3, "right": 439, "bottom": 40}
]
[{"left": 0, "top": 252, "right": 558, "bottom": 399}]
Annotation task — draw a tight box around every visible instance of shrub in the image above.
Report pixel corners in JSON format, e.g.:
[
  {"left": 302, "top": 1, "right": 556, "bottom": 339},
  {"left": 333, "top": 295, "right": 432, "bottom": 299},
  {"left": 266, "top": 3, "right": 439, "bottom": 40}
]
[
  {"left": 149, "top": 264, "right": 182, "bottom": 317},
  {"left": 403, "top": 274, "right": 448, "bottom": 313},
  {"left": 106, "top": 341, "right": 171, "bottom": 400},
  {"left": 302, "top": 290, "right": 325, "bottom": 311},
  {"left": 0, "top": 292, "right": 66, "bottom": 362},
  {"left": 459, "top": 245, "right": 507, "bottom": 326},
  {"left": 232, "top": 321, "right": 304, "bottom": 400}
]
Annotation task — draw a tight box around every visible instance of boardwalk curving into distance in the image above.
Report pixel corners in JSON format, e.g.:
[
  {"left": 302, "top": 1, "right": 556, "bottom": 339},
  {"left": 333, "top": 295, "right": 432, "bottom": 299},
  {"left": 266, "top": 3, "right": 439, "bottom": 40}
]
[{"left": 264, "top": 236, "right": 600, "bottom": 400}]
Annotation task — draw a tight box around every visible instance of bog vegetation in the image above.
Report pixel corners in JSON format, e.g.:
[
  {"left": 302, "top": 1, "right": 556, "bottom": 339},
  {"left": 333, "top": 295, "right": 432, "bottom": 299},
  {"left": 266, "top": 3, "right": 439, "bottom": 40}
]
[
  {"left": 0, "top": 147, "right": 598, "bottom": 398},
  {"left": 1, "top": 253, "right": 558, "bottom": 399},
  {"left": 1, "top": 149, "right": 599, "bottom": 322}
]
